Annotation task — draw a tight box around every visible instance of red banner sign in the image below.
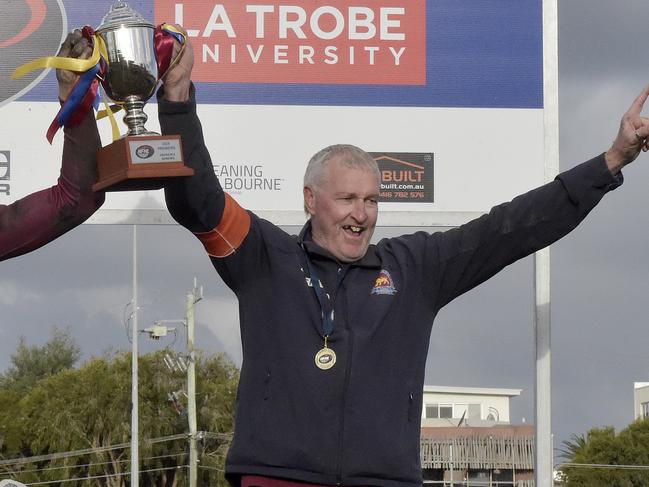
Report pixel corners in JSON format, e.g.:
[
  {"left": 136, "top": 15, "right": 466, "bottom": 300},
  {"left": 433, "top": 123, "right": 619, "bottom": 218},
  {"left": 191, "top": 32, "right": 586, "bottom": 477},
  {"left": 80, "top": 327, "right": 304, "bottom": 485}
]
[{"left": 154, "top": 1, "right": 426, "bottom": 85}]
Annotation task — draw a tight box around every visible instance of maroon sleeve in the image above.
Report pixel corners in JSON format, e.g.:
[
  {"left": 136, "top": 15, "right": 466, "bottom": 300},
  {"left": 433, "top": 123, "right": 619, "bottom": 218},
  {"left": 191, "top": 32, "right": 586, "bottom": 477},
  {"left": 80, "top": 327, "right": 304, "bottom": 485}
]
[{"left": 0, "top": 111, "right": 105, "bottom": 261}]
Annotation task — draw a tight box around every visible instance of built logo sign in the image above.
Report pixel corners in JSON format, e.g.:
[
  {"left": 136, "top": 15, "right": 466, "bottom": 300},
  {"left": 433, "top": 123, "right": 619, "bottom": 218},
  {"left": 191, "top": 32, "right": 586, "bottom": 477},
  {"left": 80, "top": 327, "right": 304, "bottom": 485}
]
[
  {"left": 372, "top": 152, "right": 434, "bottom": 203},
  {"left": 155, "top": 1, "right": 425, "bottom": 85},
  {"left": 0, "top": 0, "right": 66, "bottom": 107}
]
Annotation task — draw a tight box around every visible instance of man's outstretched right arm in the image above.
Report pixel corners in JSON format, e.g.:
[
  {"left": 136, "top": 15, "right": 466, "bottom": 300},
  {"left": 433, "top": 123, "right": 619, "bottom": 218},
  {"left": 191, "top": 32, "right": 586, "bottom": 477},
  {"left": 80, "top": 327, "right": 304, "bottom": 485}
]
[
  {"left": 158, "top": 83, "right": 224, "bottom": 233},
  {"left": 158, "top": 34, "right": 250, "bottom": 257}
]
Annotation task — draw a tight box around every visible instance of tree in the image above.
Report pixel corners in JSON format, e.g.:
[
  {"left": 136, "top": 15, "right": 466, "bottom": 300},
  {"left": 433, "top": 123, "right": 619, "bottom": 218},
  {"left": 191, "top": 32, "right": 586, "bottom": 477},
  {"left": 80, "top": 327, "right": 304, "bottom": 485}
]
[
  {"left": 0, "top": 327, "right": 81, "bottom": 457},
  {"left": 0, "top": 346, "right": 238, "bottom": 487},
  {"left": 560, "top": 420, "right": 649, "bottom": 487},
  {"left": 558, "top": 433, "right": 587, "bottom": 461},
  {"left": 0, "top": 327, "right": 81, "bottom": 391}
]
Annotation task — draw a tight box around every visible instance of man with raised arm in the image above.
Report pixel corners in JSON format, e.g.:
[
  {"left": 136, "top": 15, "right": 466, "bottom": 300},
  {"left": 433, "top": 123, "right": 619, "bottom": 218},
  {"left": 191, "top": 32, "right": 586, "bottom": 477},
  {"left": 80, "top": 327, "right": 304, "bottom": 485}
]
[
  {"left": 159, "top": 33, "right": 647, "bottom": 487},
  {"left": 0, "top": 30, "right": 104, "bottom": 261}
]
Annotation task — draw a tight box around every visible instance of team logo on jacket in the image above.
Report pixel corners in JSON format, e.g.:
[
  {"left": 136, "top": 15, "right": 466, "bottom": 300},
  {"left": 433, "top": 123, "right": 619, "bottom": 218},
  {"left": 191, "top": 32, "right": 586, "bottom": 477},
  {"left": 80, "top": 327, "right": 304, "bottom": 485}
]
[{"left": 371, "top": 269, "right": 397, "bottom": 295}]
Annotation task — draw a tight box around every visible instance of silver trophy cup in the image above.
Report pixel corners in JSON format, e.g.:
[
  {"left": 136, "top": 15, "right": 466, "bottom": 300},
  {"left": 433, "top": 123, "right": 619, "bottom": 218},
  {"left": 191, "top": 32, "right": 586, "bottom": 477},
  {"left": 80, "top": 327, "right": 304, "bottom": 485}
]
[
  {"left": 91, "top": 1, "right": 193, "bottom": 192},
  {"left": 95, "top": 1, "right": 158, "bottom": 136}
]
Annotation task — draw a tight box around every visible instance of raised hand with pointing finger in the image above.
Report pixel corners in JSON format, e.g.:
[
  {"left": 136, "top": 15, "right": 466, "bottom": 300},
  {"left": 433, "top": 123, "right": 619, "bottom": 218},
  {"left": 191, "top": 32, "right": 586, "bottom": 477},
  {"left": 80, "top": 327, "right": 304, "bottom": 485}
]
[{"left": 606, "top": 84, "right": 649, "bottom": 173}]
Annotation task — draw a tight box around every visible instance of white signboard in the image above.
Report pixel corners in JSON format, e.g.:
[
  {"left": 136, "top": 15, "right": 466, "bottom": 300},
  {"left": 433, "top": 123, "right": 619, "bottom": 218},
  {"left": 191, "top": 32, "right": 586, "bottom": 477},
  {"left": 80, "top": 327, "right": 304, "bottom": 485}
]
[{"left": 1, "top": 0, "right": 549, "bottom": 227}]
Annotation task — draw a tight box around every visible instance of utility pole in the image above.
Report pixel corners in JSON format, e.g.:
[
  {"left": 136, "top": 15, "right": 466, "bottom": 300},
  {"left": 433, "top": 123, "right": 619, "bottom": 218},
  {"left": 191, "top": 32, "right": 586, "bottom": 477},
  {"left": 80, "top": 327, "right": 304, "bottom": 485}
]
[
  {"left": 449, "top": 442, "right": 453, "bottom": 487},
  {"left": 131, "top": 225, "right": 139, "bottom": 487},
  {"left": 186, "top": 278, "right": 202, "bottom": 487},
  {"left": 149, "top": 278, "right": 203, "bottom": 485}
]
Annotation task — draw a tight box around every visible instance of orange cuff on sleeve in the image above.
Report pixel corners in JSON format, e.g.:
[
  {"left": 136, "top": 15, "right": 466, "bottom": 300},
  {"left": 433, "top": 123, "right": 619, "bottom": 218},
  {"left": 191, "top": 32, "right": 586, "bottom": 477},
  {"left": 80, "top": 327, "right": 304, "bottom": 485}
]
[{"left": 194, "top": 194, "right": 251, "bottom": 257}]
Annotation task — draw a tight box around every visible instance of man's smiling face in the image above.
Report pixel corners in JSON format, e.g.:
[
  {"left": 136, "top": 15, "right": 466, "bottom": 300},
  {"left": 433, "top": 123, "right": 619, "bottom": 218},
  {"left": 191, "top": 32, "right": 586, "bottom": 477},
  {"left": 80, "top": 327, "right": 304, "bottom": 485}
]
[{"left": 304, "top": 155, "right": 379, "bottom": 262}]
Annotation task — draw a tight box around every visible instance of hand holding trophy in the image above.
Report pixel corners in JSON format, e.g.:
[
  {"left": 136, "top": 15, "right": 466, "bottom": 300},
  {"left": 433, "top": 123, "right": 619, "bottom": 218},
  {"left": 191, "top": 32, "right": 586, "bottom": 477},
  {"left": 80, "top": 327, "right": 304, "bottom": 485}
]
[{"left": 12, "top": 0, "right": 194, "bottom": 192}]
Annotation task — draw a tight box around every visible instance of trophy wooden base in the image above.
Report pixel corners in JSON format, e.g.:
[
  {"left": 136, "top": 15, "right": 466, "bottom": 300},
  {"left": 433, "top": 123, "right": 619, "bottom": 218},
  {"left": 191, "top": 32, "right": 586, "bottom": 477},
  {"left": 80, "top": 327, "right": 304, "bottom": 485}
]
[{"left": 93, "top": 135, "right": 193, "bottom": 192}]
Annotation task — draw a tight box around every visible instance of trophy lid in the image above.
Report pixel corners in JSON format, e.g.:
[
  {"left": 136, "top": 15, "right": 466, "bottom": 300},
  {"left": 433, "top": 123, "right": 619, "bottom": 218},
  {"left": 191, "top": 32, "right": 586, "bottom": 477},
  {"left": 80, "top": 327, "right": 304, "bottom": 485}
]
[{"left": 97, "top": 1, "right": 154, "bottom": 32}]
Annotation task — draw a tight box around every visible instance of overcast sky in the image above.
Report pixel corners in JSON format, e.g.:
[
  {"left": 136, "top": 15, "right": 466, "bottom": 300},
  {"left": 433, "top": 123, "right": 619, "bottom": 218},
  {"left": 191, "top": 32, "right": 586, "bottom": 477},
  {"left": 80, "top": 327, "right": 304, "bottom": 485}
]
[{"left": 2, "top": 0, "right": 649, "bottom": 458}]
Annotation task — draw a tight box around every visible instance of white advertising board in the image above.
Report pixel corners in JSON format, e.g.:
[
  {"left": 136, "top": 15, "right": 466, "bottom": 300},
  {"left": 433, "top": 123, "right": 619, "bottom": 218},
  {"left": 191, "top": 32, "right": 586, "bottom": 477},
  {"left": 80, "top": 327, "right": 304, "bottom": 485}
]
[{"left": 1, "top": 1, "right": 550, "bottom": 227}]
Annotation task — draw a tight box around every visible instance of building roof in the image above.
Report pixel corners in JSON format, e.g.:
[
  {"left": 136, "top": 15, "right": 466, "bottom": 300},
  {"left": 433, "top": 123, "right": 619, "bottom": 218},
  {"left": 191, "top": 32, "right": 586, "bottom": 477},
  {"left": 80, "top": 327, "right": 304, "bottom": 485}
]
[{"left": 423, "top": 385, "right": 522, "bottom": 397}]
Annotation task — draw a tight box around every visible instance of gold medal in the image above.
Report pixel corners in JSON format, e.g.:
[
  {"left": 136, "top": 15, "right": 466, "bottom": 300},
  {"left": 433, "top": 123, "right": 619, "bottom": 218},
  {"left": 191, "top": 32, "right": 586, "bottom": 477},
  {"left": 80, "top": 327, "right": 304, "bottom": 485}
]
[
  {"left": 315, "top": 347, "right": 336, "bottom": 370},
  {"left": 315, "top": 336, "right": 336, "bottom": 370}
]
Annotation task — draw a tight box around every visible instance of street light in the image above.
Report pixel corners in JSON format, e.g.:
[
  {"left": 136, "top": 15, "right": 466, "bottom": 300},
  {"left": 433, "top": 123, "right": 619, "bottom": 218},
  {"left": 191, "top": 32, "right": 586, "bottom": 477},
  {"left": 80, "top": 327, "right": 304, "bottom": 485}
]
[{"left": 143, "top": 323, "right": 177, "bottom": 339}]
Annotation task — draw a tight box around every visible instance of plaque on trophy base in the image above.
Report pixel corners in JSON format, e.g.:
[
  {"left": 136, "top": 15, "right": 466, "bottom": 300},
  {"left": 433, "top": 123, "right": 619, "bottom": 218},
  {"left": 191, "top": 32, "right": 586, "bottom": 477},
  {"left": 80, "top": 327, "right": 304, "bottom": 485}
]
[{"left": 93, "top": 135, "right": 193, "bottom": 192}]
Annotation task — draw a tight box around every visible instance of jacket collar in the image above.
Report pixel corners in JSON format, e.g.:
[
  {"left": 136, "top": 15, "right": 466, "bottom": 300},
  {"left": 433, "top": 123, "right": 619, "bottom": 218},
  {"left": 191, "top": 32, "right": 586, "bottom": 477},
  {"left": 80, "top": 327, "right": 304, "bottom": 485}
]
[{"left": 297, "top": 219, "right": 381, "bottom": 268}]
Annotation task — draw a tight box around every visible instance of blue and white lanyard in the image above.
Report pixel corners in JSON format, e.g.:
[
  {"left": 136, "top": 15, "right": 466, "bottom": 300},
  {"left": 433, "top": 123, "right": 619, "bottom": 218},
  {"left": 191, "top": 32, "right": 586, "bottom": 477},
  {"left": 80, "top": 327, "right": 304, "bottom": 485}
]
[{"left": 302, "top": 249, "right": 349, "bottom": 339}]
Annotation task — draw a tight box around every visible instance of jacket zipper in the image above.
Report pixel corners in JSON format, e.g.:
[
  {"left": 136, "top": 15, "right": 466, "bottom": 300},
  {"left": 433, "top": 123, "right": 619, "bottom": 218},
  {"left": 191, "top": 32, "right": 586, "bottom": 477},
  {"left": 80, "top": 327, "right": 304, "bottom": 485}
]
[{"left": 335, "top": 274, "right": 354, "bottom": 484}]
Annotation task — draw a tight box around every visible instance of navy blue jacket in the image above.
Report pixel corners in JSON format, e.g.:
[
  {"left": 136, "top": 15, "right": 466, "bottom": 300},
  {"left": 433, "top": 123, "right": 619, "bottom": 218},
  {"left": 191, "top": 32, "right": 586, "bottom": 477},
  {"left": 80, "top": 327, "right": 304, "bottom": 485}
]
[{"left": 158, "top": 87, "right": 621, "bottom": 487}]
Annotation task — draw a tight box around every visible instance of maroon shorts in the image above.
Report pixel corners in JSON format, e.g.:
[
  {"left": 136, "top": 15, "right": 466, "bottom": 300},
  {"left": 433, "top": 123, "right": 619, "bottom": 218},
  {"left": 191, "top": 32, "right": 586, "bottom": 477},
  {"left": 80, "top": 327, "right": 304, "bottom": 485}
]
[{"left": 242, "top": 475, "right": 373, "bottom": 487}]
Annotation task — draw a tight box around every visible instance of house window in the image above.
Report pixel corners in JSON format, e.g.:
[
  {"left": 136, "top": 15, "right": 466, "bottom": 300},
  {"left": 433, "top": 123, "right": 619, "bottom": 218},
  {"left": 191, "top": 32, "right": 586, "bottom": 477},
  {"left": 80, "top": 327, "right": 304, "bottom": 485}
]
[
  {"left": 426, "top": 405, "right": 439, "bottom": 418},
  {"left": 453, "top": 404, "right": 468, "bottom": 420},
  {"left": 468, "top": 403, "right": 481, "bottom": 420},
  {"left": 493, "top": 469, "right": 514, "bottom": 487},
  {"left": 642, "top": 401, "right": 649, "bottom": 418},
  {"left": 424, "top": 403, "right": 469, "bottom": 419},
  {"left": 440, "top": 404, "right": 453, "bottom": 418},
  {"left": 468, "top": 469, "right": 490, "bottom": 485}
]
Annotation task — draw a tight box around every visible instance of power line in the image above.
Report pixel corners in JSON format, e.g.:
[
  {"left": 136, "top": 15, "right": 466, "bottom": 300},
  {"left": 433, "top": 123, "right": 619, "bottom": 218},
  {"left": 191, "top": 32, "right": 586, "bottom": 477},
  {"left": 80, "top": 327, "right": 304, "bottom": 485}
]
[
  {"left": 560, "top": 462, "right": 649, "bottom": 470},
  {"left": 0, "top": 441, "right": 130, "bottom": 467},
  {"left": 0, "top": 433, "right": 193, "bottom": 467},
  {"left": 0, "top": 430, "right": 232, "bottom": 485},
  {"left": 198, "top": 465, "right": 225, "bottom": 473},
  {"left": 23, "top": 464, "right": 189, "bottom": 486},
  {"left": 201, "top": 432, "right": 233, "bottom": 441},
  {"left": 1, "top": 452, "right": 188, "bottom": 475}
]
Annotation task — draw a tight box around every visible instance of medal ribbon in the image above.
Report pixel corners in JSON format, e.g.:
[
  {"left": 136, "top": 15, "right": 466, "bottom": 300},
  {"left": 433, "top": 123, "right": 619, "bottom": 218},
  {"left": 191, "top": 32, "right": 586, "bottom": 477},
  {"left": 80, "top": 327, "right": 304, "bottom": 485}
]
[
  {"left": 302, "top": 249, "right": 349, "bottom": 339},
  {"left": 12, "top": 23, "right": 187, "bottom": 144}
]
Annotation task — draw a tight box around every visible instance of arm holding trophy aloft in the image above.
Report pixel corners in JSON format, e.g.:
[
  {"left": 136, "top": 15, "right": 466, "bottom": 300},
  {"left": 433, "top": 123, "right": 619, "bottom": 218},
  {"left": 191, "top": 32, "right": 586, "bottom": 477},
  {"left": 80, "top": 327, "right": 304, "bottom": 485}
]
[
  {"left": 157, "top": 28, "right": 230, "bottom": 236},
  {"left": 0, "top": 31, "right": 104, "bottom": 262}
]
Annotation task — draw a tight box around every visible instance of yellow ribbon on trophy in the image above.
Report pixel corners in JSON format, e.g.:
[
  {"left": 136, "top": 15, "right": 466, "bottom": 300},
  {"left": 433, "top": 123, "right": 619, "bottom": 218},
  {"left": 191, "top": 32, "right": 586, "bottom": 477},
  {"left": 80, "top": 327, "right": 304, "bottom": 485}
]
[
  {"left": 12, "top": 23, "right": 187, "bottom": 143},
  {"left": 12, "top": 32, "right": 122, "bottom": 142}
]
